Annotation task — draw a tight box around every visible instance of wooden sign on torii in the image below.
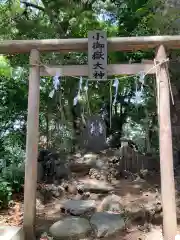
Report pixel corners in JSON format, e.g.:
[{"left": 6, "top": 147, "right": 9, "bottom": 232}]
[{"left": 0, "top": 34, "right": 179, "bottom": 240}]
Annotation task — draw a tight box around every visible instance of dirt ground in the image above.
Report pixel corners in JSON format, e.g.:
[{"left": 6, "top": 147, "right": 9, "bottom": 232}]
[
  {"left": 1, "top": 166, "right": 180, "bottom": 240},
  {"left": 0, "top": 172, "right": 164, "bottom": 240}
]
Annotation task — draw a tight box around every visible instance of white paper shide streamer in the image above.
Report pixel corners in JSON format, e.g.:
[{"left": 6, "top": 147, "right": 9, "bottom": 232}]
[
  {"left": 49, "top": 73, "right": 61, "bottom": 98},
  {"left": 113, "top": 78, "right": 119, "bottom": 105},
  {"left": 135, "top": 72, "right": 145, "bottom": 103},
  {"left": 45, "top": 59, "right": 166, "bottom": 106},
  {"left": 84, "top": 79, "right": 88, "bottom": 92},
  {"left": 139, "top": 71, "right": 145, "bottom": 90},
  {"left": 73, "top": 77, "right": 83, "bottom": 106}
]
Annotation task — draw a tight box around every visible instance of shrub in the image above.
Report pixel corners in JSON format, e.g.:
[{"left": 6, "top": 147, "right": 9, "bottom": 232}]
[
  {"left": 0, "top": 179, "right": 12, "bottom": 208},
  {"left": 2, "top": 164, "right": 24, "bottom": 193}
]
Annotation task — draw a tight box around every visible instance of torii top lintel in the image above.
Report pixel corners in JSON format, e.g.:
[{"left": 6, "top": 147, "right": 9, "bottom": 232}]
[{"left": 1, "top": 35, "right": 180, "bottom": 54}]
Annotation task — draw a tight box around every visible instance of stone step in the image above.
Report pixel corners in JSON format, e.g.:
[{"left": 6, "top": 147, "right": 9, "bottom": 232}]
[
  {"left": 49, "top": 212, "right": 125, "bottom": 239},
  {"left": 49, "top": 217, "right": 92, "bottom": 239},
  {"left": 60, "top": 199, "right": 96, "bottom": 216},
  {"left": 90, "top": 212, "right": 125, "bottom": 238},
  {"left": 0, "top": 226, "right": 24, "bottom": 240},
  {"left": 78, "top": 179, "right": 113, "bottom": 194}
]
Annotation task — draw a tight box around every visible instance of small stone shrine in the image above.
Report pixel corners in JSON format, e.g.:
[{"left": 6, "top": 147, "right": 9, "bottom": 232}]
[{"left": 82, "top": 115, "right": 106, "bottom": 152}]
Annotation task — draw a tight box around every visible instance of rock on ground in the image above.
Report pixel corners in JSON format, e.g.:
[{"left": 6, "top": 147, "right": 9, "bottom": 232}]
[
  {"left": 49, "top": 217, "right": 92, "bottom": 239},
  {"left": 90, "top": 212, "right": 125, "bottom": 238},
  {"left": 78, "top": 179, "right": 113, "bottom": 193},
  {"left": 61, "top": 200, "right": 96, "bottom": 216},
  {"left": 97, "top": 194, "right": 122, "bottom": 213}
]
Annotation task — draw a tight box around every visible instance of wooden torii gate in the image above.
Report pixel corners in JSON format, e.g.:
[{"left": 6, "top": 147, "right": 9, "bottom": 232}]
[{"left": 0, "top": 35, "right": 180, "bottom": 240}]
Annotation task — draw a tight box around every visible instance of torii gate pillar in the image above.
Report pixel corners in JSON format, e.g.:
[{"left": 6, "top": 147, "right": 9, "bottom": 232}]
[
  {"left": 156, "top": 45, "right": 177, "bottom": 240},
  {"left": 23, "top": 49, "right": 40, "bottom": 240}
]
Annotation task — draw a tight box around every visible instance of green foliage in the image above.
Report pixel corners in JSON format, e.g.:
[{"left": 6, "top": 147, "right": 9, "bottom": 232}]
[
  {"left": 0, "top": 179, "right": 12, "bottom": 208},
  {"left": 0, "top": 0, "right": 173, "bottom": 207},
  {"left": 0, "top": 133, "right": 25, "bottom": 207},
  {"left": 2, "top": 139, "right": 25, "bottom": 165},
  {"left": 0, "top": 153, "right": 24, "bottom": 207},
  {"left": 2, "top": 164, "right": 24, "bottom": 193},
  {"left": 0, "top": 56, "right": 12, "bottom": 77}
]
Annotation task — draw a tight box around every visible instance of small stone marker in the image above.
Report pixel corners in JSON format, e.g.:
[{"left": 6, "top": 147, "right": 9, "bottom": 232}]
[{"left": 82, "top": 115, "right": 106, "bottom": 152}]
